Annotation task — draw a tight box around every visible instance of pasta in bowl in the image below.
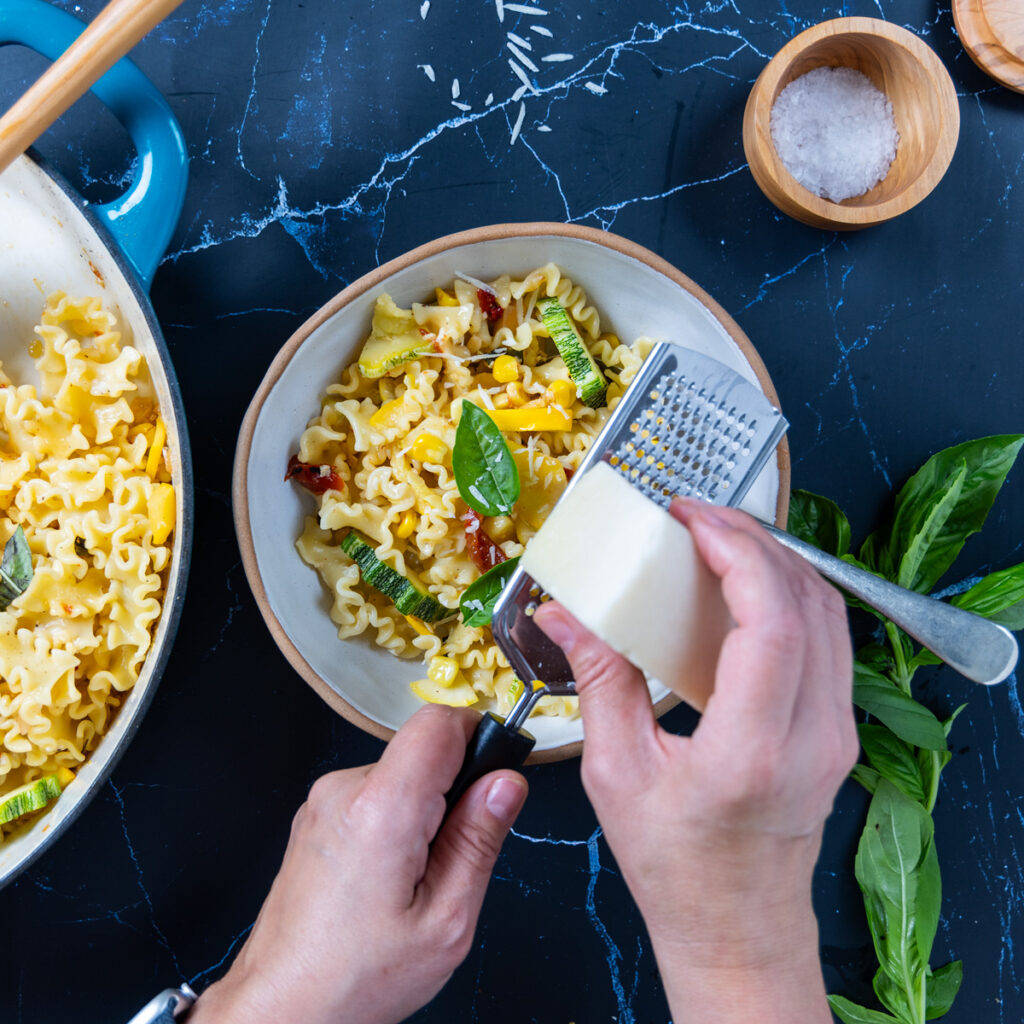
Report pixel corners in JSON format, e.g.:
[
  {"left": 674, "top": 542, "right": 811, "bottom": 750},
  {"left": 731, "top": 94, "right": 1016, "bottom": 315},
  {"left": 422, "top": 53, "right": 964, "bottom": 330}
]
[{"left": 234, "top": 223, "right": 789, "bottom": 760}]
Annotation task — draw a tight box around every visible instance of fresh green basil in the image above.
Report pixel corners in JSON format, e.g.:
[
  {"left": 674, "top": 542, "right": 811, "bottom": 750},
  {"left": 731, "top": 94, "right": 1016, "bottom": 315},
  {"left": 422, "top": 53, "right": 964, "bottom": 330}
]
[
  {"left": 925, "top": 962, "right": 963, "bottom": 1019},
  {"left": 952, "top": 562, "right": 1024, "bottom": 630},
  {"left": 810, "top": 434, "right": 1024, "bottom": 1022},
  {"left": 0, "top": 526, "right": 33, "bottom": 611},
  {"left": 853, "top": 664, "right": 947, "bottom": 750},
  {"left": 894, "top": 462, "right": 967, "bottom": 592},
  {"left": 827, "top": 994, "right": 901, "bottom": 1024},
  {"left": 860, "top": 435, "right": 1024, "bottom": 592},
  {"left": 460, "top": 556, "right": 521, "bottom": 627},
  {"left": 858, "top": 724, "right": 926, "bottom": 804},
  {"left": 788, "top": 490, "right": 851, "bottom": 556},
  {"left": 855, "top": 782, "right": 934, "bottom": 1006},
  {"left": 453, "top": 401, "right": 520, "bottom": 516}
]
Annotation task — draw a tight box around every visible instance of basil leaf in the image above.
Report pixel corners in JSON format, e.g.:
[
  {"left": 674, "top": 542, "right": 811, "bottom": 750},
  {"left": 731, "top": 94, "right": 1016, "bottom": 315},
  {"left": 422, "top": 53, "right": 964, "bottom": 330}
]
[
  {"left": 851, "top": 763, "right": 881, "bottom": 795},
  {"left": 854, "top": 664, "right": 947, "bottom": 751},
  {"left": 926, "top": 961, "right": 963, "bottom": 1019},
  {"left": 827, "top": 995, "right": 901, "bottom": 1024},
  {"left": 858, "top": 723, "right": 926, "bottom": 804},
  {"left": 0, "top": 526, "right": 33, "bottom": 611},
  {"left": 872, "top": 966, "right": 914, "bottom": 1020},
  {"left": 860, "top": 435, "right": 1024, "bottom": 592},
  {"left": 453, "top": 401, "right": 520, "bottom": 516},
  {"left": 460, "top": 556, "right": 521, "bottom": 627},
  {"left": 858, "top": 642, "right": 895, "bottom": 674},
  {"left": 952, "top": 562, "right": 1024, "bottom": 630},
  {"left": 917, "top": 747, "right": 952, "bottom": 811},
  {"left": 788, "top": 489, "right": 851, "bottom": 557},
  {"left": 855, "top": 781, "right": 932, "bottom": 996},
  {"left": 916, "top": 830, "right": 942, "bottom": 965},
  {"left": 895, "top": 461, "right": 967, "bottom": 591}
]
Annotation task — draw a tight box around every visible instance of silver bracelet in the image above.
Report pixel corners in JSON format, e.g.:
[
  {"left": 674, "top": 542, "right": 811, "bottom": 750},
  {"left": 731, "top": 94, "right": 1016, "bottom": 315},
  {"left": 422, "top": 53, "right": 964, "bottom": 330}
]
[{"left": 126, "top": 984, "right": 197, "bottom": 1024}]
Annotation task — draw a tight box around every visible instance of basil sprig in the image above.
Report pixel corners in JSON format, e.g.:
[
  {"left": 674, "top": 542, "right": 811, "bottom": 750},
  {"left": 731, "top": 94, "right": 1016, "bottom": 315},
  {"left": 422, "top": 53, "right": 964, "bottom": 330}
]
[
  {"left": 460, "top": 556, "right": 521, "bottom": 627},
  {"left": 0, "top": 526, "right": 33, "bottom": 611},
  {"left": 453, "top": 401, "right": 519, "bottom": 516},
  {"left": 790, "top": 434, "right": 1024, "bottom": 1024}
]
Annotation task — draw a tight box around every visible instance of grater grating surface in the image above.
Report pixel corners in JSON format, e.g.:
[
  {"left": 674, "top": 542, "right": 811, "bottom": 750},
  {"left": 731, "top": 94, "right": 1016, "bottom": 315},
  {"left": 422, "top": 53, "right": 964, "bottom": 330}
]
[{"left": 491, "top": 341, "right": 788, "bottom": 723}]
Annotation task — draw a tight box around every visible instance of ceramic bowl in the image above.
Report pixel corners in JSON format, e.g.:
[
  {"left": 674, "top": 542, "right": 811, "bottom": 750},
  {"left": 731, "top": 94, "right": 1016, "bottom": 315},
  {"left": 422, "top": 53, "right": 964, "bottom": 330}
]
[
  {"left": 742, "top": 17, "right": 960, "bottom": 230},
  {"left": 232, "top": 223, "right": 790, "bottom": 761}
]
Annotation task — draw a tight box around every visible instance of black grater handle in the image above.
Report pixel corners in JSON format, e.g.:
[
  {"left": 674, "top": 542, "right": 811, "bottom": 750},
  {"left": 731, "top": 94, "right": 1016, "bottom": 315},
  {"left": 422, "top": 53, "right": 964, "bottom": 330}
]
[{"left": 444, "top": 712, "right": 534, "bottom": 814}]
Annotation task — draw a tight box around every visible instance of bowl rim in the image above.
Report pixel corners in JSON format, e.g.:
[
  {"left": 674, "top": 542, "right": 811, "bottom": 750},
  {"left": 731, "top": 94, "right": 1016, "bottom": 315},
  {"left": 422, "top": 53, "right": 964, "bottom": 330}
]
[
  {"left": 231, "top": 221, "right": 792, "bottom": 760},
  {"left": 744, "top": 15, "right": 960, "bottom": 228}
]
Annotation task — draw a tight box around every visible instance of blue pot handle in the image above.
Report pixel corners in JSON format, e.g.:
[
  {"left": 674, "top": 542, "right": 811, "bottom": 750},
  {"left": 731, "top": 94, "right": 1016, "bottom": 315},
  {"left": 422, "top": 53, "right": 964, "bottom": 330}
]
[{"left": 0, "top": 0, "right": 188, "bottom": 290}]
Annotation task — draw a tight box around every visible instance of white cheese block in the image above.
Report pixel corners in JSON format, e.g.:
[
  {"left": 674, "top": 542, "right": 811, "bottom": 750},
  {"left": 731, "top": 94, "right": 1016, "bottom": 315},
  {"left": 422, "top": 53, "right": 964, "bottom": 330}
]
[{"left": 521, "top": 461, "right": 731, "bottom": 711}]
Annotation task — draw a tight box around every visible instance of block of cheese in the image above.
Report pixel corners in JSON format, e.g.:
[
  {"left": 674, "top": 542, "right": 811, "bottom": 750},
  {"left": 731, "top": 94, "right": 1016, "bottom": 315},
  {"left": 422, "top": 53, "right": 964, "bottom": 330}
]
[{"left": 521, "top": 461, "right": 732, "bottom": 711}]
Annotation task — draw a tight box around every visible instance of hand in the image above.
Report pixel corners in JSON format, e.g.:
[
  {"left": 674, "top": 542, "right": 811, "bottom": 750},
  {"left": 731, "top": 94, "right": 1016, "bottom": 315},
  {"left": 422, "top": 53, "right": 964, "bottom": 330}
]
[
  {"left": 190, "top": 706, "right": 527, "bottom": 1024},
  {"left": 534, "top": 498, "right": 857, "bottom": 1023}
]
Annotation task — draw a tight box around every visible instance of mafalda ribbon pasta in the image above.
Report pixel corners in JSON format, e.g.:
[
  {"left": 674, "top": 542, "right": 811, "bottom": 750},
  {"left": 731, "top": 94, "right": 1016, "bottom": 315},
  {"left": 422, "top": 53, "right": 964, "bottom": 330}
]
[
  {"left": 0, "top": 295, "right": 175, "bottom": 836},
  {"left": 289, "top": 263, "right": 651, "bottom": 719}
]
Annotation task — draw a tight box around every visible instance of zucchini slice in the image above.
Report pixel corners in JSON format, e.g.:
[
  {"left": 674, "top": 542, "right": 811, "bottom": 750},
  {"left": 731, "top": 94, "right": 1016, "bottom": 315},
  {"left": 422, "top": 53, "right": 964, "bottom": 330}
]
[
  {"left": 537, "top": 297, "right": 607, "bottom": 408},
  {"left": 0, "top": 774, "right": 64, "bottom": 826},
  {"left": 357, "top": 294, "right": 435, "bottom": 378},
  {"left": 341, "top": 530, "right": 448, "bottom": 622}
]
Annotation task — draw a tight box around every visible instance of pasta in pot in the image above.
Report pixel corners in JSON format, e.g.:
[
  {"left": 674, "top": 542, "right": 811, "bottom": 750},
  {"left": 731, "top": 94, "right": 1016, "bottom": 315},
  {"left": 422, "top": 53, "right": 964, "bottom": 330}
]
[
  {"left": 0, "top": 294, "right": 175, "bottom": 836},
  {"left": 292, "top": 264, "right": 651, "bottom": 719}
]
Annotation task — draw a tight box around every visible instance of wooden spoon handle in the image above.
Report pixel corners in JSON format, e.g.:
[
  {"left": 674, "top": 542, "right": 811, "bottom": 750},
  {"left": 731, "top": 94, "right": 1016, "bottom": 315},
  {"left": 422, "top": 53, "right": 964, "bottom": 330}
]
[{"left": 0, "top": 0, "right": 185, "bottom": 175}]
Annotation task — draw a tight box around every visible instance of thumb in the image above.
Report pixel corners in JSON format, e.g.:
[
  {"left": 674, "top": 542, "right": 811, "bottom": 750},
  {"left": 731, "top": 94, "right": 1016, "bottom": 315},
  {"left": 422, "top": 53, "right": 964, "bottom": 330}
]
[
  {"left": 423, "top": 771, "right": 527, "bottom": 913},
  {"left": 534, "top": 602, "right": 658, "bottom": 755}
]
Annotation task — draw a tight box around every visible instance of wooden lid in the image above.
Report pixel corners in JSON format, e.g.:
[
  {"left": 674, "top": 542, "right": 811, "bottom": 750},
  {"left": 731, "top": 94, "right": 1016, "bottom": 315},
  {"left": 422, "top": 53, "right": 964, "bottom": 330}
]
[{"left": 953, "top": 0, "right": 1024, "bottom": 93}]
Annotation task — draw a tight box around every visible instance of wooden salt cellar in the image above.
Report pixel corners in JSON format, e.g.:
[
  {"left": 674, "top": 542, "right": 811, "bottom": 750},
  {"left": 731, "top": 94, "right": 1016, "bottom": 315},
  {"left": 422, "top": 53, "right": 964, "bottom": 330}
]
[
  {"left": 953, "top": 0, "right": 1024, "bottom": 94},
  {"left": 743, "top": 17, "right": 960, "bottom": 230}
]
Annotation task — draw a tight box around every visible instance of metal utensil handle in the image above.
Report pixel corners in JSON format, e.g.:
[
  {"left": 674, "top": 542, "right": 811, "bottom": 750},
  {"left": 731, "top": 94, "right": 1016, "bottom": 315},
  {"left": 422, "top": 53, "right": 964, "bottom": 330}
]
[{"left": 764, "top": 524, "right": 1018, "bottom": 685}]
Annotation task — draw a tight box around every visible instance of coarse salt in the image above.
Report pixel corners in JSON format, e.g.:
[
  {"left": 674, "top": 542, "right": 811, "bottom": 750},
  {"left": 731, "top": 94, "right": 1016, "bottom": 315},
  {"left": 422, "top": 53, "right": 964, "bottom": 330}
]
[{"left": 770, "top": 66, "right": 899, "bottom": 202}]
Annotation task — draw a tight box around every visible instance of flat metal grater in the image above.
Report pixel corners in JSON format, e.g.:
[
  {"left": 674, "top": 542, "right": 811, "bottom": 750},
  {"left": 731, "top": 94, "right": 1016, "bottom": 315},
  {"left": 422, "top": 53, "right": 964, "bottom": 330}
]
[
  {"left": 489, "top": 340, "right": 788, "bottom": 708},
  {"left": 443, "top": 341, "right": 788, "bottom": 809}
]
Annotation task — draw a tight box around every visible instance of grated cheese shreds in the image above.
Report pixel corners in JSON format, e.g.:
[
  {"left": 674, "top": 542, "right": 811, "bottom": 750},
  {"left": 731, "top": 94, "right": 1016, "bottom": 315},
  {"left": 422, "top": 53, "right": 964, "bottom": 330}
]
[
  {"left": 530, "top": 24, "right": 553, "bottom": 37},
  {"left": 420, "top": 0, "right": 430, "bottom": 18},
  {"left": 507, "top": 31, "right": 532, "bottom": 49},
  {"left": 542, "top": 53, "right": 573, "bottom": 62},
  {"left": 585, "top": 81, "right": 608, "bottom": 95},
  {"left": 494, "top": 0, "right": 504, "bottom": 21},
  {"left": 452, "top": 101, "right": 472, "bottom": 112},
  {"left": 455, "top": 272, "right": 497, "bottom": 296},
  {"left": 504, "top": 3, "right": 548, "bottom": 13},
  {"left": 451, "top": 78, "right": 460, "bottom": 99},
  {"left": 418, "top": 63, "right": 435, "bottom": 82}
]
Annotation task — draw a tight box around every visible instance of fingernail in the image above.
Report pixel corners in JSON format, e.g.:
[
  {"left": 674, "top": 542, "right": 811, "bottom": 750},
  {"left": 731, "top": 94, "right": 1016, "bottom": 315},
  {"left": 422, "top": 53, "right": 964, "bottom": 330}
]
[
  {"left": 486, "top": 776, "right": 526, "bottom": 824},
  {"left": 536, "top": 606, "right": 578, "bottom": 654}
]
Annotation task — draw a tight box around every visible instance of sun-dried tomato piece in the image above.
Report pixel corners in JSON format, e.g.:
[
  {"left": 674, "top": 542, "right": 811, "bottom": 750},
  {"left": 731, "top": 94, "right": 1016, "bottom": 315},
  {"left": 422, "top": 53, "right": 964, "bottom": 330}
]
[
  {"left": 462, "top": 509, "right": 508, "bottom": 572},
  {"left": 477, "top": 289, "right": 504, "bottom": 324},
  {"left": 285, "top": 454, "right": 344, "bottom": 495}
]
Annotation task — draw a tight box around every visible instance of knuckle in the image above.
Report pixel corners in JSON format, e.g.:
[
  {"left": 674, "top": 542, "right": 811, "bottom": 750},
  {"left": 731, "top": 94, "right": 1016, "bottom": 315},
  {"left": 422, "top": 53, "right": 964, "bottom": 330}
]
[{"left": 449, "top": 815, "right": 503, "bottom": 868}]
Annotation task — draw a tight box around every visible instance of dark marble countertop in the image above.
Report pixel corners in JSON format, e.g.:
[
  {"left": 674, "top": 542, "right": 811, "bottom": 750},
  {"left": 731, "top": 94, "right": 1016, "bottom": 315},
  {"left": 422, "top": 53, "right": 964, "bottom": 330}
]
[{"left": 2, "top": 1, "right": 1023, "bottom": 1021}]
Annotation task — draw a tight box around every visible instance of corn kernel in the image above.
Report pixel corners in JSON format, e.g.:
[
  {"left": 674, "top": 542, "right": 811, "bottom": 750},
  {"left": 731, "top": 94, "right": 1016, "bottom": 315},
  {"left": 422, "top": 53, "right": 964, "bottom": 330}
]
[
  {"left": 506, "top": 381, "right": 528, "bottom": 406},
  {"left": 428, "top": 656, "right": 463, "bottom": 688},
  {"left": 492, "top": 393, "right": 511, "bottom": 409},
  {"left": 56, "top": 767, "right": 75, "bottom": 787},
  {"left": 395, "top": 510, "right": 418, "bottom": 538},
  {"left": 485, "top": 515, "right": 515, "bottom": 542},
  {"left": 410, "top": 432, "right": 448, "bottom": 464},
  {"left": 148, "top": 483, "right": 175, "bottom": 545},
  {"left": 435, "top": 287, "right": 460, "bottom": 307},
  {"left": 493, "top": 354, "right": 520, "bottom": 383},
  {"left": 146, "top": 418, "right": 166, "bottom": 477},
  {"left": 550, "top": 379, "right": 576, "bottom": 408}
]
